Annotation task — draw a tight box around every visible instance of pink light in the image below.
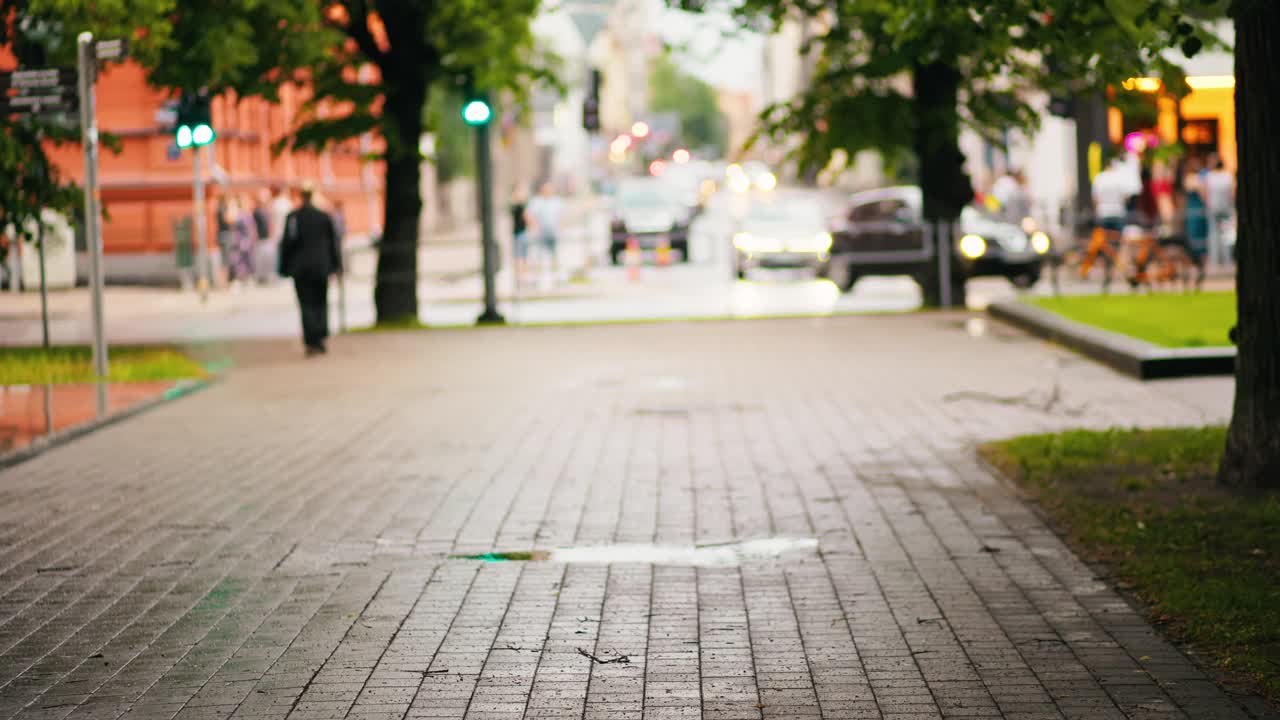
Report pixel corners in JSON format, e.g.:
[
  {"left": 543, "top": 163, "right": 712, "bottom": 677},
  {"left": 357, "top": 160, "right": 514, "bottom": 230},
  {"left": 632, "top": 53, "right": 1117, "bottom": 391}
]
[{"left": 649, "top": 159, "right": 666, "bottom": 177}]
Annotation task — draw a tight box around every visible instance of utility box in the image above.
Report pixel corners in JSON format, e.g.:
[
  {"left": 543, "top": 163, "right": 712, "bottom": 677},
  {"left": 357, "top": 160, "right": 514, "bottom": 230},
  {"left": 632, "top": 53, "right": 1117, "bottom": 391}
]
[
  {"left": 174, "top": 215, "right": 195, "bottom": 290},
  {"left": 16, "top": 210, "right": 76, "bottom": 290}
]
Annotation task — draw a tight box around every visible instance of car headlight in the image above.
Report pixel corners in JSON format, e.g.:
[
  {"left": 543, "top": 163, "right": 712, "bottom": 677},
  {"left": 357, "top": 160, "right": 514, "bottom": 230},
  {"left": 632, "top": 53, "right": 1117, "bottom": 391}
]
[
  {"left": 959, "top": 234, "right": 987, "bottom": 259},
  {"left": 734, "top": 233, "right": 782, "bottom": 253},
  {"left": 1031, "top": 231, "right": 1051, "bottom": 254},
  {"left": 789, "top": 232, "right": 832, "bottom": 253}
]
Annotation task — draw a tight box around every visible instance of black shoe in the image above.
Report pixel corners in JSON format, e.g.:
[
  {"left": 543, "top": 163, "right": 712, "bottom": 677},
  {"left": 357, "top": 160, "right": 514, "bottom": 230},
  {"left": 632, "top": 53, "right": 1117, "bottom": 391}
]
[{"left": 305, "top": 345, "right": 324, "bottom": 357}]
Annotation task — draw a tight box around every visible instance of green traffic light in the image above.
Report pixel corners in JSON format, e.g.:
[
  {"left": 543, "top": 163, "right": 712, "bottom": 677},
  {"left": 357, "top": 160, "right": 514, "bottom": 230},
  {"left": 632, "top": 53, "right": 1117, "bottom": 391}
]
[
  {"left": 462, "top": 99, "right": 492, "bottom": 126},
  {"left": 176, "top": 125, "right": 193, "bottom": 149},
  {"left": 192, "top": 124, "right": 215, "bottom": 146}
]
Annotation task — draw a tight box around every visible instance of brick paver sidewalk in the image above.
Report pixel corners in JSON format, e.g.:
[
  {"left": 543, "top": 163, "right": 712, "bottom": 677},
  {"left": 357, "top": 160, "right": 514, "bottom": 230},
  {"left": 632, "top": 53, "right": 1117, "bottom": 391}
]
[{"left": 0, "top": 315, "right": 1266, "bottom": 720}]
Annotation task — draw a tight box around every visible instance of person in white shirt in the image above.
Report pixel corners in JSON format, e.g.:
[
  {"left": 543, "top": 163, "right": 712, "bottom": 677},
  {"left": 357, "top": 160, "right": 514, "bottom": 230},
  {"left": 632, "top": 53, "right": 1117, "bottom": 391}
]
[
  {"left": 1092, "top": 155, "right": 1141, "bottom": 235},
  {"left": 992, "top": 169, "right": 1031, "bottom": 224},
  {"left": 523, "top": 182, "right": 563, "bottom": 278},
  {"left": 1204, "top": 160, "right": 1235, "bottom": 265}
]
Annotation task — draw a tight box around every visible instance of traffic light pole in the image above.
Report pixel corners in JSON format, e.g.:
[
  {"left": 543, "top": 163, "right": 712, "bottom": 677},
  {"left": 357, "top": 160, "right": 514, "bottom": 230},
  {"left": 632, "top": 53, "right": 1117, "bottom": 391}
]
[
  {"left": 193, "top": 144, "right": 209, "bottom": 302},
  {"left": 77, "top": 32, "right": 108, "bottom": 416},
  {"left": 474, "top": 103, "right": 504, "bottom": 326}
]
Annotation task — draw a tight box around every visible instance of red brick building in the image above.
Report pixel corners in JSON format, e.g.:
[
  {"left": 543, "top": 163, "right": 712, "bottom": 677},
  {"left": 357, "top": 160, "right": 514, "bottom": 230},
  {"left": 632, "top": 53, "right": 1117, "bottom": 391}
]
[{"left": 7, "top": 52, "right": 385, "bottom": 282}]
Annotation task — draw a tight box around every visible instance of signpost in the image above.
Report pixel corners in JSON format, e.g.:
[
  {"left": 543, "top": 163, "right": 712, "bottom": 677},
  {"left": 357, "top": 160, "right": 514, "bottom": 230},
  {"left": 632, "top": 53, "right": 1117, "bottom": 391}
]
[{"left": 3, "top": 37, "right": 124, "bottom": 416}]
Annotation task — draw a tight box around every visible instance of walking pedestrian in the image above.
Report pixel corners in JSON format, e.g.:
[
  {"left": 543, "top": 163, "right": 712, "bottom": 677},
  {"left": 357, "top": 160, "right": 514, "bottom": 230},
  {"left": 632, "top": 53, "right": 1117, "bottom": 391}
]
[
  {"left": 1181, "top": 170, "right": 1210, "bottom": 289},
  {"left": 524, "top": 181, "right": 563, "bottom": 286},
  {"left": 1204, "top": 159, "right": 1235, "bottom": 265},
  {"left": 224, "top": 195, "right": 258, "bottom": 291},
  {"left": 510, "top": 185, "right": 530, "bottom": 285},
  {"left": 278, "top": 182, "right": 342, "bottom": 356},
  {"left": 260, "top": 185, "right": 294, "bottom": 285}
]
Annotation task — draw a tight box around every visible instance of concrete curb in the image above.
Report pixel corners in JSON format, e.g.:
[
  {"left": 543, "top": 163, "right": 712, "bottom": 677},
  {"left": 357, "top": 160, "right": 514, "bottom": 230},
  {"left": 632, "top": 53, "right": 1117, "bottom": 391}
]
[
  {"left": 987, "top": 301, "right": 1235, "bottom": 380},
  {"left": 0, "top": 377, "right": 219, "bottom": 473}
]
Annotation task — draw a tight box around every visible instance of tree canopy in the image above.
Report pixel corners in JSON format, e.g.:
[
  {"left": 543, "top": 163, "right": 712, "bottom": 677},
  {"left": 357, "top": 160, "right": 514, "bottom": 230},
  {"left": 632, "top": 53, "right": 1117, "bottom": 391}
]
[
  {"left": 650, "top": 54, "right": 728, "bottom": 157},
  {"left": 2, "top": 0, "right": 551, "bottom": 322}
]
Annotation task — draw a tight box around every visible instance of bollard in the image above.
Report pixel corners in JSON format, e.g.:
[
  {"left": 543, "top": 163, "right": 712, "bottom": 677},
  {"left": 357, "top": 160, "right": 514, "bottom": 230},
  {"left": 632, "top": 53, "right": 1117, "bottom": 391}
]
[
  {"left": 656, "top": 236, "right": 671, "bottom": 267},
  {"left": 625, "top": 237, "right": 641, "bottom": 282}
]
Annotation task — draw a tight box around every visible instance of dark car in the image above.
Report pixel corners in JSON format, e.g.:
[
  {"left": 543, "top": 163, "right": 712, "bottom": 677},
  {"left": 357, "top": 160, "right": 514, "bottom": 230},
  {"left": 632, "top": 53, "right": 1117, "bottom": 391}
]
[
  {"left": 609, "top": 178, "right": 692, "bottom": 264},
  {"left": 820, "top": 186, "right": 1050, "bottom": 291}
]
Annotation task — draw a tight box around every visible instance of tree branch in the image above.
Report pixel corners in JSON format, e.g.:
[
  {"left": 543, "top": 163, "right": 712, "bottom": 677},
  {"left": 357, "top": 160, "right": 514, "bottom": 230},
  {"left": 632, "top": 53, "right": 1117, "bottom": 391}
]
[{"left": 331, "top": 0, "right": 387, "bottom": 67}]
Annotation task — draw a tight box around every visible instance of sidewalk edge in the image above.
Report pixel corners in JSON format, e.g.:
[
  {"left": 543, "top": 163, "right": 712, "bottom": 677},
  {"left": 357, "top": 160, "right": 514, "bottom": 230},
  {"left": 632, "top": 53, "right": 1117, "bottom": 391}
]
[{"left": 987, "top": 300, "right": 1235, "bottom": 380}]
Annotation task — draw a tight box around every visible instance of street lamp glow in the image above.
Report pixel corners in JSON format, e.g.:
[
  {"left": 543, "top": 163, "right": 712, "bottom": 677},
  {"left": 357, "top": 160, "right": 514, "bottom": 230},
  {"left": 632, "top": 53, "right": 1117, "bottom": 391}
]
[
  {"left": 611, "top": 135, "right": 632, "bottom": 154},
  {"left": 649, "top": 159, "right": 666, "bottom": 176},
  {"left": 755, "top": 172, "right": 777, "bottom": 192},
  {"left": 631, "top": 121, "right": 650, "bottom": 138},
  {"left": 462, "top": 99, "right": 492, "bottom": 126},
  {"left": 1122, "top": 77, "right": 1162, "bottom": 93},
  {"left": 1186, "top": 75, "right": 1235, "bottom": 90},
  {"left": 672, "top": 148, "right": 690, "bottom": 164}
]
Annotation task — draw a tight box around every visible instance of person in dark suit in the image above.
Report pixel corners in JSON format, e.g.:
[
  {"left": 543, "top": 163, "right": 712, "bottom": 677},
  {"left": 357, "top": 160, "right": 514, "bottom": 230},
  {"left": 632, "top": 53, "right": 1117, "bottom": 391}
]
[{"left": 278, "top": 183, "right": 342, "bottom": 356}]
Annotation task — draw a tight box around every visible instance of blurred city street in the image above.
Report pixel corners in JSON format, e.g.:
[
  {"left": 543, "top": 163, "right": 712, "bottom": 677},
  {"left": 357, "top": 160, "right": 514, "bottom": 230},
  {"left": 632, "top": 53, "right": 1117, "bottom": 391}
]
[{"left": 6, "top": 186, "right": 1227, "bottom": 347}]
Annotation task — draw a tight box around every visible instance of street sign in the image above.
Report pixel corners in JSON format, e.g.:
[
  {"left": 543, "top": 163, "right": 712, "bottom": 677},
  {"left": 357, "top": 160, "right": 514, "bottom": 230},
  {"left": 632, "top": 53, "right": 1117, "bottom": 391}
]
[
  {"left": 0, "top": 68, "right": 77, "bottom": 91},
  {"left": 94, "top": 38, "right": 128, "bottom": 61},
  {"left": 0, "top": 68, "right": 80, "bottom": 116}
]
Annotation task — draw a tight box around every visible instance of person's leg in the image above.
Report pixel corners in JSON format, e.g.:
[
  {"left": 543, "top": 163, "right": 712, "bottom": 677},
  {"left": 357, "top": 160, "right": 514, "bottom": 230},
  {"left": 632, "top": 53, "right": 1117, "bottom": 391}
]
[
  {"left": 294, "top": 276, "right": 325, "bottom": 350},
  {"left": 316, "top": 276, "right": 331, "bottom": 343}
]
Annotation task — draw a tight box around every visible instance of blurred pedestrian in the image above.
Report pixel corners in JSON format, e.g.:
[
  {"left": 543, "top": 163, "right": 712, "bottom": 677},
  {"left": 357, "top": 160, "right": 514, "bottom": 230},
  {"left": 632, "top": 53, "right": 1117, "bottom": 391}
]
[
  {"left": 252, "top": 189, "right": 273, "bottom": 284},
  {"left": 329, "top": 200, "right": 347, "bottom": 244},
  {"left": 1181, "top": 170, "right": 1210, "bottom": 288},
  {"left": 216, "top": 195, "right": 234, "bottom": 286},
  {"left": 1205, "top": 159, "right": 1235, "bottom": 265},
  {"left": 510, "top": 185, "right": 530, "bottom": 284},
  {"left": 1092, "top": 154, "right": 1139, "bottom": 239},
  {"left": 279, "top": 182, "right": 342, "bottom": 356},
  {"left": 1152, "top": 159, "right": 1176, "bottom": 229},
  {"left": 1136, "top": 165, "right": 1158, "bottom": 231},
  {"left": 224, "top": 195, "right": 258, "bottom": 291},
  {"left": 260, "top": 185, "right": 294, "bottom": 285},
  {"left": 991, "top": 168, "right": 1030, "bottom": 224},
  {"left": 524, "top": 181, "right": 563, "bottom": 284}
]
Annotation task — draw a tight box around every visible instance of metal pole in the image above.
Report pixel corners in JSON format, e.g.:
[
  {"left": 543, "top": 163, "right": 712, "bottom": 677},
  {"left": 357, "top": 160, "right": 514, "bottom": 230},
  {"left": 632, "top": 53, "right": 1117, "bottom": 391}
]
[
  {"left": 77, "top": 32, "right": 108, "bottom": 415},
  {"left": 37, "top": 210, "right": 49, "bottom": 349},
  {"left": 938, "top": 222, "right": 952, "bottom": 309},
  {"left": 475, "top": 109, "right": 504, "bottom": 325},
  {"left": 193, "top": 144, "right": 209, "bottom": 302}
]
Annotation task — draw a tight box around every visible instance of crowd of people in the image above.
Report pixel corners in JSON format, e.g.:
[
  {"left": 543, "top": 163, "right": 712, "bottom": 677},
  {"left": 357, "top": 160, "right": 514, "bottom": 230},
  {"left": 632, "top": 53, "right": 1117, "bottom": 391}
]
[
  {"left": 1091, "top": 150, "right": 1236, "bottom": 268},
  {"left": 213, "top": 186, "right": 347, "bottom": 292}
]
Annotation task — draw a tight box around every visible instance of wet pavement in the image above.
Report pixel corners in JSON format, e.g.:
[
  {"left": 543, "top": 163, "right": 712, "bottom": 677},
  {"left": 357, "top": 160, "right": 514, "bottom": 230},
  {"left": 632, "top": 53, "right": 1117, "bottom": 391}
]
[
  {"left": 0, "top": 315, "right": 1264, "bottom": 720},
  {"left": 0, "top": 381, "right": 195, "bottom": 456}
]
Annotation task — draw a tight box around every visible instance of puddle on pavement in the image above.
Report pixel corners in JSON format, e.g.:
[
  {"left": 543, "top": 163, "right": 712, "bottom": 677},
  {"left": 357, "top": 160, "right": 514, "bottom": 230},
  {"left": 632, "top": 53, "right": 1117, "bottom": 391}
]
[
  {"left": 450, "top": 537, "right": 819, "bottom": 567},
  {"left": 0, "top": 380, "right": 199, "bottom": 455}
]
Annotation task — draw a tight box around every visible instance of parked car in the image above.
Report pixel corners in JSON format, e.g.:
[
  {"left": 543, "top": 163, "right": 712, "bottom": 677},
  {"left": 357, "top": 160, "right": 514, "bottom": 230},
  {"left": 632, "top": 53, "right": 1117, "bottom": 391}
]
[
  {"left": 732, "top": 193, "right": 832, "bottom": 278},
  {"left": 609, "top": 177, "right": 692, "bottom": 264},
  {"left": 820, "top": 186, "right": 1049, "bottom": 291}
]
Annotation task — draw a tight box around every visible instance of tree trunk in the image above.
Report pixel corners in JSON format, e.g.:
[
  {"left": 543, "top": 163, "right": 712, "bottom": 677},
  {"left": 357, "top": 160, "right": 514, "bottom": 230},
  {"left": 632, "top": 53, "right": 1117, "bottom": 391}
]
[
  {"left": 1219, "top": 2, "right": 1280, "bottom": 489},
  {"left": 374, "top": 75, "right": 427, "bottom": 324},
  {"left": 912, "top": 62, "right": 973, "bottom": 308}
]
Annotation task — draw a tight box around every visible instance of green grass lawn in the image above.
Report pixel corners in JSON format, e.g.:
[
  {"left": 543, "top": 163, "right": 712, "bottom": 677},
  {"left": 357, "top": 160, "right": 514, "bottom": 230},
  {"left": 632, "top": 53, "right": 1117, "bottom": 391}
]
[
  {"left": 0, "top": 346, "right": 209, "bottom": 385},
  {"left": 981, "top": 428, "right": 1280, "bottom": 704},
  {"left": 1032, "top": 292, "right": 1236, "bottom": 348}
]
